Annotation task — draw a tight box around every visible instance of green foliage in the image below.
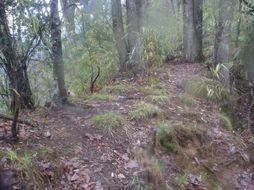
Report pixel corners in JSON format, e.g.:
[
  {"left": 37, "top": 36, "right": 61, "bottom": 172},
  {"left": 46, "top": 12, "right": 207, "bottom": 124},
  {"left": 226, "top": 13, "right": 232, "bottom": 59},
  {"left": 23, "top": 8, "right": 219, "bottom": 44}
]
[
  {"left": 178, "top": 93, "right": 197, "bottom": 107},
  {"left": 7, "top": 150, "right": 33, "bottom": 169},
  {"left": 181, "top": 76, "right": 230, "bottom": 102},
  {"left": 156, "top": 122, "right": 205, "bottom": 153},
  {"left": 147, "top": 95, "right": 169, "bottom": 103},
  {"left": 21, "top": 152, "right": 33, "bottom": 168},
  {"left": 218, "top": 113, "right": 233, "bottom": 130},
  {"left": 144, "top": 29, "right": 171, "bottom": 66},
  {"left": 91, "top": 111, "right": 128, "bottom": 132},
  {"left": 7, "top": 150, "right": 19, "bottom": 163},
  {"left": 175, "top": 171, "right": 189, "bottom": 187},
  {"left": 144, "top": 0, "right": 183, "bottom": 67},
  {"left": 84, "top": 93, "right": 113, "bottom": 101},
  {"left": 131, "top": 102, "right": 163, "bottom": 120}
]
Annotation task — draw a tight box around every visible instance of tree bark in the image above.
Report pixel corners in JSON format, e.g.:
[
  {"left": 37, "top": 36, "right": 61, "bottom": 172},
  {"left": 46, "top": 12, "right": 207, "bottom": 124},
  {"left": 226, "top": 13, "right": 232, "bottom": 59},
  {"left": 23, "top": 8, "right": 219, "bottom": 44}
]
[
  {"left": 182, "top": 0, "right": 203, "bottom": 62},
  {"left": 213, "top": 0, "right": 233, "bottom": 87},
  {"left": 60, "top": 0, "right": 76, "bottom": 38},
  {"left": 126, "top": 0, "right": 147, "bottom": 75},
  {"left": 164, "top": 0, "right": 176, "bottom": 15},
  {"left": 50, "top": 0, "right": 67, "bottom": 102},
  {"left": 0, "top": 1, "right": 34, "bottom": 110},
  {"left": 111, "top": 0, "right": 128, "bottom": 72}
]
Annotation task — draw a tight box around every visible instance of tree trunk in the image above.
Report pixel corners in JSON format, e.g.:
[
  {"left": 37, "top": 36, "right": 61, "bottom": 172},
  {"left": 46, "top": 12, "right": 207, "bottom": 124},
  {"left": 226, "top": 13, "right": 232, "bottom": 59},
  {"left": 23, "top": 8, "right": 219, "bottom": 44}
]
[
  {"left": 213, "top": 0, "right": 233, "bottom": 87},
  {"left": 111, "top": 0, "right": 128, "bottom": 72},
  {"left": 0, "top": 1, "right": 34, "bottom": 110},
  {"left": 60, "top": 0, "right": 76, "bottom": 38},
  {"left": 50, "top": 0, "right": 67, "bottom": 102},
  {"left": 164, "top": 0, "right": 175, "bottom": 15},
  {"left": 182, "top": 0, "right": 203, "bottom": 62},
  {"left": 126, "top": 0, "right": 147, "bottom": 75}
]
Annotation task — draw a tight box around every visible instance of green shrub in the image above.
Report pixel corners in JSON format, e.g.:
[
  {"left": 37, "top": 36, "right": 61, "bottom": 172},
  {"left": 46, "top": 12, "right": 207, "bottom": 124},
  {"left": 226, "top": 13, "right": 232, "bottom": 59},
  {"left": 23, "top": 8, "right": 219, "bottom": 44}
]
[
  {"left": 131, "top": 102, "right": 163, "bottom": 120},
  {"left": 156, "top": 122, "right": 205, "bottom": 153},
  {"left": 181, "top": 76, "right": 230, "bottom": 102},
  {"left": 218, "top": 113, "right": 232, "bottom": 130},
  {"left": 92, "top": 111, "right": 128, "bottom": 131},
  {"left": 178, "top": 93, "right": 197, "bottom": 107}
]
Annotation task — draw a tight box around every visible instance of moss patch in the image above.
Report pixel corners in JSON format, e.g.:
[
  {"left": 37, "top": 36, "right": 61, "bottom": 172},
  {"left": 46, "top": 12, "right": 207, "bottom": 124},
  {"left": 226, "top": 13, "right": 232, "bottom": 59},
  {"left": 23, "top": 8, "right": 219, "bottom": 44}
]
[
  {"left": 131, "top": 102, "right": 163, "bottom": 120},
  {"left": 156, "top": 122, "right": 205, "bottom": 153},
  {"left": 91, "top": 111, "right": 128, "bottom": 131}
]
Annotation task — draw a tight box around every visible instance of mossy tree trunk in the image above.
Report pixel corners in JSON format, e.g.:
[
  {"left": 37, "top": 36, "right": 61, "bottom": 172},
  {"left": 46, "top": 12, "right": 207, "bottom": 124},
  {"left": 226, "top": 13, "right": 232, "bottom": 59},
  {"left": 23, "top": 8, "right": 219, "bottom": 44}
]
[
  {"left": 50, "top": 0, "right": 68, "bottom": 103},
  {"left": 182, "top": 0, "right": 203, "bottom": 62},
  {"left": 111, "top": 0, "right": 128, "bottom": 72},
  {"left": 126, "top": 0, "right": 147, "bottom": 76}
]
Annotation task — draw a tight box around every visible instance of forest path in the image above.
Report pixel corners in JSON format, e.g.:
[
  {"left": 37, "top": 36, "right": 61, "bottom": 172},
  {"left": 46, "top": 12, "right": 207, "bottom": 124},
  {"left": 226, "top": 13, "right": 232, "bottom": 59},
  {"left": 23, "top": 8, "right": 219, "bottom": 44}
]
[{"left": 1, "top": 63, "right": 254, "bottom": 190}]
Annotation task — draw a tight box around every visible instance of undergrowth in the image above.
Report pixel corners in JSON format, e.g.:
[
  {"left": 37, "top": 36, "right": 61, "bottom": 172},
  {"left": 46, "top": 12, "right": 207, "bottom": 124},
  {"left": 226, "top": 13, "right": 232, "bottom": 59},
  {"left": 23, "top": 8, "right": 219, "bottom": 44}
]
[
  {"left": 91, "top": 111, "right": 128, "bottom": 131},
  {"left": 181, "top": 76, "right": 230, "bottom": 103},
  {"left": 84, "top": 93, "right": 113, "bottom": 101},
  {"left": 156, "top": 122, "right": 205, "bottom": 153},
  {"left": 131, "top": 102, "right": 163, "bottom": 120}
]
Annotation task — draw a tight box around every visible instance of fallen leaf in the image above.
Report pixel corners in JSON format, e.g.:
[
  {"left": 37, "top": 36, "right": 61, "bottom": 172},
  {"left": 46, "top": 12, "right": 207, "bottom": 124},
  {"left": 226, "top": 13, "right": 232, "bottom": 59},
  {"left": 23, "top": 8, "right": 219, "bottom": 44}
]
[
  {"left": 70, "top": 173, "right": 79, "bottom": 182},
  {"left": 95, "top": 180, "right": 103, "bottom": 190}
]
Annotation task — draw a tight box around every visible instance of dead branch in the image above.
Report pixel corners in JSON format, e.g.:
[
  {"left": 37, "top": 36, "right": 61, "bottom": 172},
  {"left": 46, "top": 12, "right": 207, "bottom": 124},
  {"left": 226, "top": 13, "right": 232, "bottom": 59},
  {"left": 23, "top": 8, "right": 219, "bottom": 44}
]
[
  {"left": 90, "top": 66, "right": 101, "bottom": 94},
  {"left": 0, "top": 112, "right": 37, "bottom": 128}
]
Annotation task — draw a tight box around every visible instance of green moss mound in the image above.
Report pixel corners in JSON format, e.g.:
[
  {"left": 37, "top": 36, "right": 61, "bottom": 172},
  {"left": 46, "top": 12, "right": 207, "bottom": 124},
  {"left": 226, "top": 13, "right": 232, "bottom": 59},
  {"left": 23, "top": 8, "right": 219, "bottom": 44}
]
[{"left": 156, "top": 122, "right": 205, "bottom": 153}]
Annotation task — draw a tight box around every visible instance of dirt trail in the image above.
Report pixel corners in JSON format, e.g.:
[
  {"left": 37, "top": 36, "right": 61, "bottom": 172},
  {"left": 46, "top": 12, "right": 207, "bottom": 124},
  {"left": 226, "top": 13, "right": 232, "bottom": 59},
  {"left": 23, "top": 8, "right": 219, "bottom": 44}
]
[{"left": 1, "top": 64, "right": 254, "bottom": 190}]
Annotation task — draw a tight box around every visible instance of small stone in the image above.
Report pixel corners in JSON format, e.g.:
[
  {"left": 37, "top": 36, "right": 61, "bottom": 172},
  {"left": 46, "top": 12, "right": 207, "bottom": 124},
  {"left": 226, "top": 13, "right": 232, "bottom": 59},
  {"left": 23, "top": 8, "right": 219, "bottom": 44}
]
[
  {"left": 118, "top": 173, "right": 126, "bottom": 179},
  {"left": 44, "top": 131, "right": 51, "bottom": 138}
]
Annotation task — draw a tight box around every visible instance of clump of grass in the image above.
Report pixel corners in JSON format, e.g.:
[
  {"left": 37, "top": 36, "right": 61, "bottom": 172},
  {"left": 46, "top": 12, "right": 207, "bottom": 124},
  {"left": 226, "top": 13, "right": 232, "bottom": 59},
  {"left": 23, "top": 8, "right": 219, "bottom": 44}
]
[
  {"left": 91, "top": 111, "right": 128, "bottom": 131},
  {"left": 131, "top": 102, "right": 163, "bottom": 120},
  {"left": 134, "top": 149, "right": 165, "bottom": 189},
  {"left": 148, "top": 95, "right": 170, "bottom": 103},
  {"left": 140, "top": 85, "right": 169, "bottom": 96},
  {"left": 156, "top": 122, "right": 205, "bottom": 153},
  {"left": 178, "top": 93, "right": 197, "bottom": 107},
  {"left": 7, "top": 150, "right": 19, "bottom": 163},
  {"left": 102, "top": 83, "right": 135, "bottom": 94},
  {"left": 175, "top": 171, "right": 189, "bottom": 187},
  {"left": 181, "top": 76, "right": 230, "bottom": 102},
  {"left": 84, "top": 93, "right": 113, "bottom": 101},
  {"left": 7, "top": 150, "right": 34, "bottom": 169},
  {"left": 218, "top": 113, "right": 232, "bottom": 130}
]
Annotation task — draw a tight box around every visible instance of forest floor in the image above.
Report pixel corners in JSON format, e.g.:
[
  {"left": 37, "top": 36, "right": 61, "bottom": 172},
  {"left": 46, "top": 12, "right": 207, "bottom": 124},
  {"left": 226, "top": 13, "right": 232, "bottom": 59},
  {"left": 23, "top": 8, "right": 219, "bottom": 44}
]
[{"left": 1, "top": 63, "right": 254, "bottom": 190}]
